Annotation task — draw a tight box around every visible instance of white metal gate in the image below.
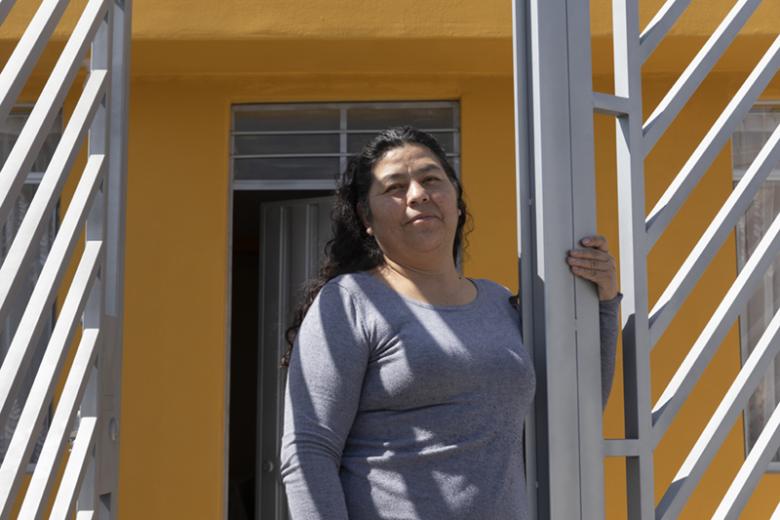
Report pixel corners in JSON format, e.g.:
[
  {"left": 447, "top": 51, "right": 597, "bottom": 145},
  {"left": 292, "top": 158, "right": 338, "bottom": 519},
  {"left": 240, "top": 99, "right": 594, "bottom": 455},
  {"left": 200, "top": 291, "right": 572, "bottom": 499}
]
[
  {"left": 0, "top": 0, "right": 131, "bottom": 518},
  {"left": 514, "top": 0, "right": 780, "bottom": 518}
]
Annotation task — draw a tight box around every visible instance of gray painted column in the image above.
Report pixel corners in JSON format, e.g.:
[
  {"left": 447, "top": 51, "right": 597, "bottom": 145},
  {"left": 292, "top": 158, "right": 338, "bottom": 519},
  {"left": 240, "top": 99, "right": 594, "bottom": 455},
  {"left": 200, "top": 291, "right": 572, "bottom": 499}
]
[
  {"left": 100, "top": 0, "right": 132, "bottom": 517},
  {"left": 513, "top": 0, "right": 605, "bottom": 518}
]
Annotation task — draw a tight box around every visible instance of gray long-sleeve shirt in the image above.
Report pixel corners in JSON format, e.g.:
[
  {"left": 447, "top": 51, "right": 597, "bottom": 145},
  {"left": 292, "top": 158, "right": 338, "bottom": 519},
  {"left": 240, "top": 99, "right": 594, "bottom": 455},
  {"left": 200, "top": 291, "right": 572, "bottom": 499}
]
[{"left": 280, "top": 272, "right": 621, "bottom": 520}]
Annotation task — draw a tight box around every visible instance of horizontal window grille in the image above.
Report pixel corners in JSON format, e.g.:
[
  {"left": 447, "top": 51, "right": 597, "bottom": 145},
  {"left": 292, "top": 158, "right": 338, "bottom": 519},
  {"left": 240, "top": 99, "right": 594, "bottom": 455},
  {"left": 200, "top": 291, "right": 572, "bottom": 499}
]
[
  {"left": 231, "top": 102, "right": 460, "bottom": 189},
  {"left": 732, "top": 102, "right": 780, "bottom": 470}
]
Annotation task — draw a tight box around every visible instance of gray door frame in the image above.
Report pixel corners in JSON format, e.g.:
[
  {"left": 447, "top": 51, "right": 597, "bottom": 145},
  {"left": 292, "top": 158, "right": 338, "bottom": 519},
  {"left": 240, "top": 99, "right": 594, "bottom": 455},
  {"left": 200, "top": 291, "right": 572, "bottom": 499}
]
[{"left": 255, "top": 194, "right": 334, "bottom": 520}]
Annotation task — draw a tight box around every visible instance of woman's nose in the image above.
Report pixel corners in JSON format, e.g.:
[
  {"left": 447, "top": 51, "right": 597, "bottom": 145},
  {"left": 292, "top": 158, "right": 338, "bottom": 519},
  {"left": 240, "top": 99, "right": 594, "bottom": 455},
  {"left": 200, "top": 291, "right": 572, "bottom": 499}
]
[{"left": 407, "top": 180, "right": 430, "bottom": 204}]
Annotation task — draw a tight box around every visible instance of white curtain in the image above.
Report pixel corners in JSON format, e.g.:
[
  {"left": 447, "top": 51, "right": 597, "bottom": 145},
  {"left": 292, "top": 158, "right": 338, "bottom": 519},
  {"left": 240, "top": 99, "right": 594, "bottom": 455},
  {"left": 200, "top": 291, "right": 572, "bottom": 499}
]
[
  {"left": 733, "top": 104, "right": 780, "bottom": 464},
  {"left": 0, "top": 109, "right": 59, "bottom": 464}
]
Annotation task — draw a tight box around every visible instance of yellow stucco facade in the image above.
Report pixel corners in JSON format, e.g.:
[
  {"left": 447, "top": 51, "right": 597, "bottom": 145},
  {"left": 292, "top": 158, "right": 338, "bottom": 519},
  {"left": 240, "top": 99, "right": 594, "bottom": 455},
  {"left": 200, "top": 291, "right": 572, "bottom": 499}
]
[{"left": 1, "top": 0, "right": 778, "bottom": 517}]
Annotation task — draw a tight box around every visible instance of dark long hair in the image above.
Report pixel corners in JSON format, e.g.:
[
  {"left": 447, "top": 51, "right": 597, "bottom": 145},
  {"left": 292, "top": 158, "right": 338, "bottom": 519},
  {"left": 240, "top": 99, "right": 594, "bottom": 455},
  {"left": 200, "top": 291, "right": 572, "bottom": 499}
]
[{"left": 282, "top": 126, "right": 470, "bottom": 366}]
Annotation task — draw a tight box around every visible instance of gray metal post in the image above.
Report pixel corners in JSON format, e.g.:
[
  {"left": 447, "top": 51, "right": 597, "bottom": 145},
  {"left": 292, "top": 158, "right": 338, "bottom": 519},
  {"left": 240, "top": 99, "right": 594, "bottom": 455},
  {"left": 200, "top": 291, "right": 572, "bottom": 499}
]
[
  {"left": 513, "top": 0, "right": 605, "bottom": 518},
  {"left": 99, "top": 0, "right": 131, "bottom": 516},
  {"left": 612, "top": 0, "right": 655, "bottom": 518}
]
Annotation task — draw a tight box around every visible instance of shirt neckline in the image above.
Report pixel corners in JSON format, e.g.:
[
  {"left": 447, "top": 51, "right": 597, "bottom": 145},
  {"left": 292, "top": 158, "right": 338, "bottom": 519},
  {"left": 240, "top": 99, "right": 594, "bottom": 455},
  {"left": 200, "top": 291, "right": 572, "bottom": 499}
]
[{"left": 353, "top": 271, "right": 483, "bottom": 311}]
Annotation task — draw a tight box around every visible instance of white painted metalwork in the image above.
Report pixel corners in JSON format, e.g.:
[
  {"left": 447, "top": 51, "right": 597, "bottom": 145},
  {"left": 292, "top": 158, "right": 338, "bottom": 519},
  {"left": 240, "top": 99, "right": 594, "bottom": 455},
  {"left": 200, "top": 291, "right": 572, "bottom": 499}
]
[
  {"left": 611, "top": 0, "right": 657, "bottom": 514},
  {"left": 0, "top": 0, "right": 70, "bottom": 125},
  {"left": 639, "top": 0, "right": 692, "bottom": 63},
  {"left": 513, "top": 0, "right": 604, "bottom": 518},
  {"left": 0, "top": 0, "right": 131, "bottom": 518},
  {"left": 711, "top": 399, "right": 780, "bottom": 519},
  {"left": 656, "top": 299, "right": 780, "bottom": 519},
  {"left": 652, "top": 206, "right": 780, "bottom": 443},
  {"left": 645, "top": 36, "right": 780, "bottom": 250},
  {"left": 514, "top": 0, "right": 780, "bottom": 518},
  {"left": 642, "top": 0, "right": 762, "bottom": 153},
  {"left": 0, "top": 71, "right": 107, "bottom": 333},
  {"left": 19, "top": 328, "right": 100, "bottom": 518},
  {"left": 0, "top": 241, "right": 102, "bottom": 518},
  {"left": 49, "top": 415, "right": 97, "bottom": 519},
  {"left": 0, "top": 0, "right": 108, "bottom": 228},
  {"left": 648, "top": 107, "right": 780, "bottom": 345}
]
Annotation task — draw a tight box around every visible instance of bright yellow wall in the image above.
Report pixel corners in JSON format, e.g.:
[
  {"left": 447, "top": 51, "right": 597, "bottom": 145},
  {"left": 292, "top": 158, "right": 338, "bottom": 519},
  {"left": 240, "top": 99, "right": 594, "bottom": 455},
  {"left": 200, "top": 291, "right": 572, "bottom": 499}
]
[
  {"left": 1, "top": 0, "right": 778, "bottom": 40},
  {"left": 117, "top": 70, "right": 780, "bottom": 519}
]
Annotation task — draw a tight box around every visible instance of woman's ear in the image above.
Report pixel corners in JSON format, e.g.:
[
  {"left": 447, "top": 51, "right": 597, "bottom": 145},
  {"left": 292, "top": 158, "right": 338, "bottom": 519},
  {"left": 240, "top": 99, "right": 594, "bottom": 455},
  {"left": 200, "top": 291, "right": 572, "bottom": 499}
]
[{"left": 358, "top": 203, "right": 373, "bottom": 235}]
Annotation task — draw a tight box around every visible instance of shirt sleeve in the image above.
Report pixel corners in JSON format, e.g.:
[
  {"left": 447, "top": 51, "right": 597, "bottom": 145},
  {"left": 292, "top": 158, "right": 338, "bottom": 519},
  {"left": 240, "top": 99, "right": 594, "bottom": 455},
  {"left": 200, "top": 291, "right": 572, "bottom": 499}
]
[
  {"left": 279, "top": 283, "right": 370, "bottom": 520},
  {"left": 598, "top": 293, "right": 622, "bottom": 408}
]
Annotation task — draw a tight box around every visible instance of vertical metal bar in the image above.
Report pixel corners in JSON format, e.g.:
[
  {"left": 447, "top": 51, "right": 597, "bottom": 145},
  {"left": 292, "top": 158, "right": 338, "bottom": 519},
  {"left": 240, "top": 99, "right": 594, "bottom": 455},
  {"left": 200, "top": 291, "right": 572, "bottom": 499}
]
[
  {"left": 78, "top": 1, "right": 112, "bottom": 516},
  {"left": 567, "top": 1, "right": 605, "bottom": 517},
  {"left": 511, "top": 0, "right": 538, "bottom": 516},
  {"left": 612, "top": 0, "right": 655, "bottom": 517},
  {"left": 514, "top": 0, "right": 603, "bottom": 517},
  {"left": 100, "top": 0, "right": 131, "bottom": 516}
]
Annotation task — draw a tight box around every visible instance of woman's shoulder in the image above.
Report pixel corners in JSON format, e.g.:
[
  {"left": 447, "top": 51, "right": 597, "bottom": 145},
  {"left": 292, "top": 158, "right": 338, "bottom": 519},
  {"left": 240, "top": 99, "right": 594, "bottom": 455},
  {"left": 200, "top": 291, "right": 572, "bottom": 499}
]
[
  {"left": 470, "top": 278, "right": 520, "bottom": 312},
  {"left": 313, "top": 272, "right": 384, "bottom": 313},
  {"left": 471, "top": 278, "right": 515, "bottom": 297},
  {"left": 321, "top": 271, "right": 373, "bottom": 298}
]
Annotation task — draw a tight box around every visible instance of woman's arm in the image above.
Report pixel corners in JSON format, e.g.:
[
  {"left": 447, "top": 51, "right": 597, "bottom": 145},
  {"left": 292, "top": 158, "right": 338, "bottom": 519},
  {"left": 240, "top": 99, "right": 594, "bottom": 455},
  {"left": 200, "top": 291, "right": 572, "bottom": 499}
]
[
  {"left": 598, "top": 293, "right": 622, "bottom": 408},
  {"left": 567, "top": 235, "right": 621, "bottom": 408},
  {"left": 280, "top": 283, "right": 370, "bottom": 520}
]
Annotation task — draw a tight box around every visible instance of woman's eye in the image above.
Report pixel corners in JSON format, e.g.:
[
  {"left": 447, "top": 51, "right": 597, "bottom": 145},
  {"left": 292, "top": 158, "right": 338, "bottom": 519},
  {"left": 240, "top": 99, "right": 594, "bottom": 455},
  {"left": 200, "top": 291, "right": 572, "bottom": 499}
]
[{"left": 386, "top": 184, "right": 404, "bottom": 193}]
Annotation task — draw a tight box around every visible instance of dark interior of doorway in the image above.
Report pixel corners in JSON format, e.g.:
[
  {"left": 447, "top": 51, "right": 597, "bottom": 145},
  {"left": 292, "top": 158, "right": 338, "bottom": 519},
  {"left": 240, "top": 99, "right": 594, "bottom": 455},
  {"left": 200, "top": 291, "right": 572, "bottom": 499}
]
[{"left": 228, "top": 189, "right": 332, "bottom": 520}]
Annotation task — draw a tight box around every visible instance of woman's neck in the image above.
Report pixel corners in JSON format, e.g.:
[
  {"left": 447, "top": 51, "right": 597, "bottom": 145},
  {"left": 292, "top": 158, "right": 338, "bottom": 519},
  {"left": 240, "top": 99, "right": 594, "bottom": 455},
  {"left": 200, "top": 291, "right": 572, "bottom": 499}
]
[{"left": 374, "top": 256, "right": 476, "bottom": 306}]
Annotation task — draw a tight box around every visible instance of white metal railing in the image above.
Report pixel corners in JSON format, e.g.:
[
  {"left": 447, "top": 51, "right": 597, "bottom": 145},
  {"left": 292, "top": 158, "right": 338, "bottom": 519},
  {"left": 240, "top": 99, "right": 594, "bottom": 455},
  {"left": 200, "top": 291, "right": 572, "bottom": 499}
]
[
  {"left": 0, "top": 0, "right": 130, "bottom": 518},
  {"left": 514, "top": 0, "right": 780, "bottom": 518}
]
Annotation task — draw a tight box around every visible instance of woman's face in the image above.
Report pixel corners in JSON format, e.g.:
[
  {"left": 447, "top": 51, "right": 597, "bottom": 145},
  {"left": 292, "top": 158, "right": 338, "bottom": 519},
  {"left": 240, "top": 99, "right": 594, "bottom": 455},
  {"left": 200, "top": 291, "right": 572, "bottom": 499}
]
[{"left": 362, "top": 143, "right": 459, "bottom": 265}]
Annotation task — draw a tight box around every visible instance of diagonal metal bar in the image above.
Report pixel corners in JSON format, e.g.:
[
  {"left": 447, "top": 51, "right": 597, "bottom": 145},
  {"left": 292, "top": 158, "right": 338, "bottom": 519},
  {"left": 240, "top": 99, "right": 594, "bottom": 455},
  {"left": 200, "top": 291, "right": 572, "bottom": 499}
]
[
  {"left": 656, "top": 302, "right": 780, "bottom": 520},
  {"left": 639, "top": 0, "right": 693, "bottom": 64},
  {"left": 711, "top": 401, "right": 780, "bottom": 520},
  {"left": 0, "top": 0, "right": 69, "bottom": 126},
  {"left": 18, "top": 329, "right": 99, "bottom": 520},
  {"left": 0, "top": 70, "right": 107, "bottom": 328},
  {"left": 642, "top": 0, "right": 762, "bottom": 154},
  {"left": 0, "top": 155, "right": 105, "bottom": 439},
  {"left": 771, "top": 499, "right": 780, "bottom": 520},
  {"left": 48, "top": 416, "right": 97, "bottom": 520},
  {"left": 0, "top": 0, "right": 108, "bottom": 230},
  {"left": 0, "top": 243, "right": 101, "bottom": 520},
  {"left": 645, "top": 35, "right": 780, "bottom": 248},
  {"left": 648, "top": 120, "right": 780, "bottom": 347},
  {"left": 0, "top": 0, "right": 16, "bottom": 27},
  {"left": 652, "top": 207, "right": 780, "bottom": 444}
]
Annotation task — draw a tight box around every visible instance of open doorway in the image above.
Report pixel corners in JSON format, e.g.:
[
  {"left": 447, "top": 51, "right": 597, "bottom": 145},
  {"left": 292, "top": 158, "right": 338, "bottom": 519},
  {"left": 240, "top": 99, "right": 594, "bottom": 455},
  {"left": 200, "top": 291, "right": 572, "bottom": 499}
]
[{"left": 228, "top": 189, "right": 333, "bottom": 520}]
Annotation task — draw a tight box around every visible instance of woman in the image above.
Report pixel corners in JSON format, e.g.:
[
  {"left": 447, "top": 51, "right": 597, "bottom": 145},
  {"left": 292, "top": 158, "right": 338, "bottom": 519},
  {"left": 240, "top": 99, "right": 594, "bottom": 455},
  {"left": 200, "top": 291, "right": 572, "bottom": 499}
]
[{"left": 280, "top": 126, "right": 620, "bottom": 520}]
